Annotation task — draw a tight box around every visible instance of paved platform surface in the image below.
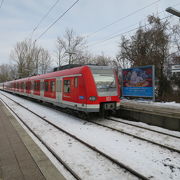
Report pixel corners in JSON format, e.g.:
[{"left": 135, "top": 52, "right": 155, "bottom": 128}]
[{"left": 0, "top": 101, "right": 66, "bottom": 180}]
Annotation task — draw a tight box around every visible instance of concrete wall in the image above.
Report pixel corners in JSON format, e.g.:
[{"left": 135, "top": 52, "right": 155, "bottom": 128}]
[{"left": 117, "top": 107, "right": 180, "bottom": 131}]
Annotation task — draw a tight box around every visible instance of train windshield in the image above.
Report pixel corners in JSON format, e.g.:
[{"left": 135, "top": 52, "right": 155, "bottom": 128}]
[{"left": 90, "top": 67, "right": 117, "bottom": 96}]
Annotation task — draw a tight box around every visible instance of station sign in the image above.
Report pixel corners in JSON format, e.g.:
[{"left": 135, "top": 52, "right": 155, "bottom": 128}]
[
  {"left": 172, "top": 65, "right": 180, "bottom": 73},
  {"left": 122, "top": 65, "right": 155, "bottom": 100}
]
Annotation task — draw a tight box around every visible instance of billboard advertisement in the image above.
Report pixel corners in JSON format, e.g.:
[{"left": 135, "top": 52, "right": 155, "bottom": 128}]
[{"left": 122, "top": 65, "right": 155, "bottom": 98}]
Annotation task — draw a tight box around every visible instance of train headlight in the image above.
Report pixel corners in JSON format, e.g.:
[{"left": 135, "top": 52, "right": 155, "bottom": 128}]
[{"left": 89, "top": 96, "right": 97, "bottom": 101}]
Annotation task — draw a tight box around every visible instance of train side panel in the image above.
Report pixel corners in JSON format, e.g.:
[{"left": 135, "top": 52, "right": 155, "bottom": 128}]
[{"left": 2, "top": 65, "right": 120, "bottom": 113}]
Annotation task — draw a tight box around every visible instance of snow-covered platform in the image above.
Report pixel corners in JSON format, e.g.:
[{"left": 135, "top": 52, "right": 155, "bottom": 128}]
[
  {"left": 0, "top": 101, "right": 65, "bottom": 180},
  {"left": 118, "top": 100, "right": 180, "bottom": 131}
]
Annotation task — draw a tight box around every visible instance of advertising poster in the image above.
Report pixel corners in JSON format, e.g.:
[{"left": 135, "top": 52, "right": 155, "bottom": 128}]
[{"left": 122, "top": 65, "right": 155, "bottom": 98}]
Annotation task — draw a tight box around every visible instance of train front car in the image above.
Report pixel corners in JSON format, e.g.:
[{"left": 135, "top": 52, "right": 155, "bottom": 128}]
[{"left": 83, "top": 65, "right": 120, "bottom": 115}]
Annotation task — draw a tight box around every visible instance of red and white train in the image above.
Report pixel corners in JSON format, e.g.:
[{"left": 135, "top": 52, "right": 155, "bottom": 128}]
[{"left": 1, "top": 65, "right": 120, "bottom": 115}]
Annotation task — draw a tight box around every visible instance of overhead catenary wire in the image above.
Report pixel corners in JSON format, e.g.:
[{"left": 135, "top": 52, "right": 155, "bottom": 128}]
[
  {"left": 35, "top": 0, "right": 80, "bottom": 41},
  {"left": 87, "top": 8, "right": 167, "bottom": 47},
  {"left": 87, "top": 2, "right": 180, "bottom": 49},
  {"left": 86, "top": 0, "right": 160, "bottom": 38},
  {"left": 88, "top": 15, "right": 172, "bottom": 48},
  {"left": 30, "top": 0, "right": 61, "bottom": 38}
]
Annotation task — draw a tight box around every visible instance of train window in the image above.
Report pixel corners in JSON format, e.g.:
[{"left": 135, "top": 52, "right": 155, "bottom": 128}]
[
  {"left": 37, "top": 81, "right": 40, "bottom": 91},
  {"left": 45, "top": 81, "right": 49, "bottom": 92},
  {"left": 50, "top": 81, "right": 55, "bottom": 92},
  {"left": 29, "top": 82, "right": 31, "bottom": 90},
  {"left": 64, "top": 80, "right": 70, "bottom": 93},
  {"left": 26, "top": 82, "right": 28, "bottom": 90},
  {"left": 26, "top": 82, "right": 31, "bottom": 90},
  {"left": 74, "top": 77, "right": 78, "bottom": 88},
  {"left": 34, "top": 81, "right": 39, "bottom": 91},
  {"left": 34, "top": 81, "right": 36, "bottom": 90},
  {"left": 31, "top": 82, "right": 33, "bottom": 90}
]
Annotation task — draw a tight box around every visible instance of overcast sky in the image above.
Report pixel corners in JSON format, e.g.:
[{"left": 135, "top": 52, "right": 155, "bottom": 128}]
[{"left": 0, "top": 0, "right": 179, "bottom": 66}]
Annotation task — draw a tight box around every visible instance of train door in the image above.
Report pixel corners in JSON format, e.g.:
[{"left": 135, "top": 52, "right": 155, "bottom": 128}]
[
  {"left": 40, "top": 79, "right": 44, "bottom": 98},
  {"left": 56, "top": 77, "right": 62, "bottom": 103},
  {"left": 26, "top": 81, "right": 31, "bottom": 94},
  {"left": 44, "top": 80, "right": 49, "bottom": 98},
  {"left": 49, "top": 79, "right": 56, "bottom": 99},
  {"left": 73, "top": 76, "right": 79, "bottom": 102},
  {"left": 62, "top": 77, "right": 74, "bottom": 102},
  {"left": 44, "top": 79, "right": 56, "bottom": 99},
  {"left": 33, "top": 80, "right": 40, "bottom": 96}
]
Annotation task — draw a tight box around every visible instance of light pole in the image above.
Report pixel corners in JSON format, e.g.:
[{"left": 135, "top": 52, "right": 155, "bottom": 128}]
[
  {"left": 166, "top": 7, "right": 180, "bottom": 17},
  {"left": 65, "top": 51, "right": 76, "bottom": 64}
]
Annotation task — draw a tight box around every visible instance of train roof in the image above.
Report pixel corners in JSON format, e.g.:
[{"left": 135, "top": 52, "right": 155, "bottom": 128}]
[{"left": 4, "top": 65, "right": 113, "bottom": 83}]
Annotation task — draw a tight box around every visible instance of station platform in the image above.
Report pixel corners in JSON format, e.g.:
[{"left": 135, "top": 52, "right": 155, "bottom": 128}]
[
  {"left": 118, "top": 100, "right": 180, "bottom": 131},
  {"left": 0, "top": 101, "right": 66, "bottom": 180}
]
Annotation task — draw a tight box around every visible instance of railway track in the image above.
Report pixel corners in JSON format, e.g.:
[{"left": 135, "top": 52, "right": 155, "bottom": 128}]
[
  {"left": 2, "top": 91, "right": 180, "bottom": 155},
  {"left": 108, "top": 117, "right": 180, "bottom": 139},
  {"left": 89, "top": 117, "right": 180, "bottom": 154},
  {"left": 0, "top": 96, "right": 81, "bottom": 180},
  {"left": 0, "top": 92, "right": 148, "bottom": 180}
]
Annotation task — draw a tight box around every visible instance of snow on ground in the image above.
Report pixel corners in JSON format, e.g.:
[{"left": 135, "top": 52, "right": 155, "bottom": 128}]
[
  {"left": 94, "top": 118, "right": 180, "bottom": 151},
  {"left": 9, "top": 107, "right": 76, "bottom": 180},
  {"left": 154, "top": 102, "right": 180, "bottom": 108},
  {"left": 1, "top": 91, "right": 180, "bottom": 180},
  {"left": 0, "top": 94, "right": 138, "bottom": 180},
  {"left": 149, "top": 101, "right": 180, "bottom": 109},
  {"left": 111, "top": 117, "right": 180, "bottom": 138},
  {"left": 121, "top": 99, "right": 180, "bottom": 109}
]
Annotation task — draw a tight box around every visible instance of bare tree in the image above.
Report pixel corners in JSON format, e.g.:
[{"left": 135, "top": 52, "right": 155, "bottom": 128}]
[
  {"left": 116, "top": 37, "right": 132, "bottom": 69},
  {"left": 38, "top": 48, "right": 52, "bottom": 74},
  {"left": 56, "top": 28, "right": 87, "bottom": 64},
  {"left": 172, "top": 24, "right": 180, "bottom": 52},
  {"left": 91, "top": 53, "right": 112, "bottom": 66},
  {"left": 10, "top": 40, "right": 28, "bottom": 77},
  {"left": 10, "top": 39, "right": 52, "bottom": 77},
  {"left": 0, "top": 64, "right": 17, "bottom": 82},
  {"left": 169, "top": 24, "right": 180, "bottom": 96},
  {"left": 55, "top": 43, "right": 66, "bottom": 68}
]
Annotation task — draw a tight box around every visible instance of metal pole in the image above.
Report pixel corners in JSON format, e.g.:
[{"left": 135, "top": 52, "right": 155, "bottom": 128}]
[
  {"left": 166, "top": 7, "right": 180, "bottom": 17},
  {"left": 152, "top": 65, "right": 155, "bottom": 102}
]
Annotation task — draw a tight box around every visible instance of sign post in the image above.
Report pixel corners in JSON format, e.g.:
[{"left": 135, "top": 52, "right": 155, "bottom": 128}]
[
  {"left": 171, "top": 65, "right": 180, "bottom": 73},
  {"left": 122, "top": 65, "right": 155, "bottom": 101}
]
